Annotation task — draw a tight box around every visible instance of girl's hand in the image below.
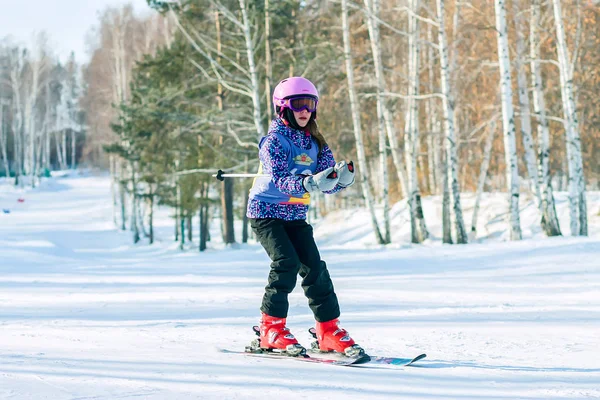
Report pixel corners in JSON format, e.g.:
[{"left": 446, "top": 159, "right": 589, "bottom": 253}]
[
  {"left": 303, "top": 167, "right": 340, "bottom": 192},
  {"left": 335, "top": 161, "right": 355, "bottom": 188}
]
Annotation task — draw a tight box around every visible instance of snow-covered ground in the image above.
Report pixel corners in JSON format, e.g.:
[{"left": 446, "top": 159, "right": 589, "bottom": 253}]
[{"left": 1, "top": 173, "right": 599, "bottom": 399}]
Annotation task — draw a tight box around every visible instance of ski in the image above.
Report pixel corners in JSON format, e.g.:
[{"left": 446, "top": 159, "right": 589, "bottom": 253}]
[
  {"left": 309, "top": 351, "right": 427, "bottom": 367},
  {"left": 220, "top": 348, "right": 426, "bottom": 368},
  {"left": 221, "top": 326, "right": 426, "bottom": 368},
  {"left": 307, "top": 327, "right": 426, "bottom": 367},
  {"left": 367, "top": 353, "right": 427, "bottom": 366},
  {"left": 219, "top": 348, "right": 371, "bottom": 366}
]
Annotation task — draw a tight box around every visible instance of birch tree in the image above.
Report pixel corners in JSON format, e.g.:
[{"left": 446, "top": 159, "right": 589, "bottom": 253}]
[
  {"left": 530, "top": 0, "right": 561, "bottom": 237},
  {"left": 552, "top": 0, "right": 587, "bottom": 236},
  {"left": 0, "top": 99, "right": 9, "bottom": 177},
  {"left": 55, "top": 83, "right": 70, "bottom": 170},
  {"left": 65, "top": 56, "right": 81, "bottom": 170},
  {"left": 40, "top": 79, "right": 52, "bottom": 173},
  {"left": 441, "top": 152, "right": 452, "bottom": 243},
  {"left": 0, "top": 47, "right": 9, "bottom": 177},
  {"left": 106, "top": 7, "right": 134, "bottom": 230},
  {"left": 23, "top": 35, "right": 51, "bottom": 186},
  {"left": 237, "top": 0, "right": 264, "bottom": 139},
  {"left": 471, "top": 120, "right": 496, "bottom": 237},
  {"left": 426, "top": 24, "right": 441, "bottom": 195},
  {"left": 211, "top": 9, "right": 236, "bottom": 245},
  {"left": 170, "top": 1, "right": 265, "bottom": 140},
  {"left": 363, "top": 0, "right": 409, "bottom": 202},
  {"left": 264, "top": 0, "right": 273, "bottom": 122},
  {"left": 512, "top": 1, "right": 541, "bottom": 199},
  {"left": 96, "top": 6, "right": 169, "bottom": 232},
  {"left": 7, "top": 47, "right": 26, "bottom": 186},
  {"left": 363, "top": 0, "right": 391, "bottom": 243},
  {"left": 403, "top": 0, "right": 428, "bottom": 243},
  {"left": 342, "top": 0, "right": 385, "bottom": 245},
  {"left": 436, "top": 0, "right": 468, "bottom": 244},
  {"left": 494, "top": 0, "right": 522, "bottom": 241}
]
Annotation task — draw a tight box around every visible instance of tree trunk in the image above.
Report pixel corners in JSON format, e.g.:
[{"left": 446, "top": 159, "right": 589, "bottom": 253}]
[
  {"left": 264, "top": 0, "right": 273, "bottom": 122},
  {"left": 221, "top": 178, "right": 236, "bottom": 245},
  {"left": 238, "top": 0, "right": 265, "bottom": 139},
  {"left": 471, "top": 120, "right": 496, "bottom": 238},
  {"left": 199, "top": 182, "right": 210, "bottom": 252},
  {"left": 378, "top": 117, "right": 391, "bottom": 244},
  {"left": 363, "top": 0, "right": 391, "bottom": 243},
  {"left": 242, "top": 188, "right": 249, "bottom": 243},
  {"left": 530, "top": 0, "right": 562, "bottom": 237},
  {"left": 363, "top": 0, "right": 408, "bottom": 201},
  {"left": 176, "top": 175, "right": 184, "bottom": 249},
  {"left": 214, "top": 10, "right": 224, "bottom": 114},
  {"left": 342, "top": 0, "right": 385, "bottom": 245},
  {"left": 213, "top": 13, "right": 235, "bottom": 245},
  {"left": 442, "top": 153, "right": 453, "bottom": 244},
  {"left": 24, "top": 50, "right": 45, "bottom": 187},
  {"left": 71, "top": 128, "right": 77, "bottom": 170},
  {"left": 180, "top": 215, "right": 185, "bottom": 249},
  {"left": 55, "top": 130, "right": 64, "bottom": 170},
  {"left": 187, "top": 215, "right": 193, "bottom": 242},
  {"left": 62, "top": 130, "right": 67, "bottom": 171},
  {"left": 242, "top": 155, "right": 250, "bottom": 243},
  {"left": 41, "top": 81, "right": 51, "bottom": 174},
  {"left": 513, "top": 0, "right": 542, "bottom": 202},
  {"left": 436, "top": 0, "right": 468, "bottom": 244},
  {"left": 0, "top": 103, "right": 10, "bottom": 178},
  {"left": 426, "top": 24, "right": 440, "bottom": 195},
  {"left": 404, "top": 0, "right": 428, "bottom": 243},
  {"left": 119, "top": 178, "right": 127, "bottom": 231},
  {"left": 495, "top": 0, "right": 522, "bottom": 241},
  {"left": 9, "top": 52, "right": 25, "bottom": 187},
  {"left": 137, "top": 195, "right": 149, "bottom": 239},
  {"left": 110, "top": 155, "right": 118, "bottom": 226},
  {"left": 148, "top": 193, "right": 154, "bottom": 245},
  {"left": 130, "top": 161, "right": 140, "bottom": 244},
  {"left": 552, "top": 0, "right": 587, "bottom": 236}
]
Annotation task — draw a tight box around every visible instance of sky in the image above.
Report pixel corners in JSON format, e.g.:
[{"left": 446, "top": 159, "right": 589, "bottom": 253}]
[{"left": 0, "top": 0, "right": 151, "bottom": 64}]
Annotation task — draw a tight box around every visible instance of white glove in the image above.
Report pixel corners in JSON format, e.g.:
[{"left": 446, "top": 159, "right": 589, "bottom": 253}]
[
  {"left": 335, "top": 160, "right": 355, "bottom": 188},
  {"left": 303, "top": 166, "right": 340, "bottom": 193}
]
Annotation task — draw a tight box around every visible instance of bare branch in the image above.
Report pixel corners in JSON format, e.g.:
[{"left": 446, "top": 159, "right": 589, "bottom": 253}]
[
  {"left": 394, "top": 6, "right": 440, "bottom": 27},
  {"left": 227, "top": 121, "right": 259, "bottom": 148},
  {"left": 362, "top": 91, "right": 445, "bottom": 100}
]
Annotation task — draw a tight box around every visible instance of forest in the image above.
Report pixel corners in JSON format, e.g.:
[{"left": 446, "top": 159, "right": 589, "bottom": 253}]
[{"left": 1, "top": 0, "right": 599, "bottom": 248}]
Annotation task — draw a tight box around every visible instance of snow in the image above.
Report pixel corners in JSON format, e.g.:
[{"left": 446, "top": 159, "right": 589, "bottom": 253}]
[{"left": 1, "top": 172, "right": 599, "bottom": 399}]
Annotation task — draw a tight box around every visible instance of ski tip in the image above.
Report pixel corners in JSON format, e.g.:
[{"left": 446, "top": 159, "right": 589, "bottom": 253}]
[
  {"left": 218, "top": 348, "right": 239, "bottom": 354},
  {"left": 405, "top": 353, "right": 427, "bottom": 365}
]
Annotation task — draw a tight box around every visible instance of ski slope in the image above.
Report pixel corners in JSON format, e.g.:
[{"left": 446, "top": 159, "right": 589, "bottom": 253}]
[{"left": 1, "top": 173, "right": 599, "bottom": 399}]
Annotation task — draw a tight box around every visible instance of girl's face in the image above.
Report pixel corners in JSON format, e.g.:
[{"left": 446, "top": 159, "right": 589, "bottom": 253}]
[{"left": 293, "top": 109, "right": 311, "bottom": 128}]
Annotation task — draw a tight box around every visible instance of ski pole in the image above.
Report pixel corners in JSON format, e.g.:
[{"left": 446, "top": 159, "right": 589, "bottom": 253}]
[{"left": 213, "top": 169, "right": 269, "bottom": 181}]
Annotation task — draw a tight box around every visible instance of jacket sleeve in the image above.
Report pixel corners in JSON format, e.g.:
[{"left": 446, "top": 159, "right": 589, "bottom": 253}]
[
  {"left": 260, "top": 135, "right": 307, "bottom": 196},
  {"left": 316, "top": 145, "right": 344, "bottom": 194}
]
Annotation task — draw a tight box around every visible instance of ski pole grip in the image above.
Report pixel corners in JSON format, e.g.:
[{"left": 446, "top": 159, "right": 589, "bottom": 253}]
[{"left": 216, "top": 169, "right": 225, "bottom": 181}]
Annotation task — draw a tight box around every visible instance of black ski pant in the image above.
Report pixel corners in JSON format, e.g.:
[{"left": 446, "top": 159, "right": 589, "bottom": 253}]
[{"left": 250, "top": 218, "right": 340, "bottom": 322}]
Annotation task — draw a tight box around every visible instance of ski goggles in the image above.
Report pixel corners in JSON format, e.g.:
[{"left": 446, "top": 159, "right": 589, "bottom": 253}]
[{"left": 280, "top": 96, "right": 319, "bottom": 113}]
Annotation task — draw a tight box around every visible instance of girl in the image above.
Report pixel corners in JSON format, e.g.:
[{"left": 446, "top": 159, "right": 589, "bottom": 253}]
[{"left": 247, "top": 77, "right": 363, "bottom": 358}]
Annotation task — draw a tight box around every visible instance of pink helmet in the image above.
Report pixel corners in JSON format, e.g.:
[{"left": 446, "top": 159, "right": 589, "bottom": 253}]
[{"left": 272, "top": 77, "right": 319, "bottom": 112}]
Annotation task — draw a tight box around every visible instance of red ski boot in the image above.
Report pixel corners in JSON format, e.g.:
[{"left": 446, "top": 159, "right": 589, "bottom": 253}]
[
  {"left": 312, "top": 318, "right": 365, "bottom": 358},
  {"left": 256, "top": 313, "right": 305, "bottom": 356}
]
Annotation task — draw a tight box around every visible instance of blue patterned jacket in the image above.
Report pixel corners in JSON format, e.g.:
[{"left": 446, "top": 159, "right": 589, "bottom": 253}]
[{"left": 246, "top": 118, "right": 343, "bottom": 221}]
